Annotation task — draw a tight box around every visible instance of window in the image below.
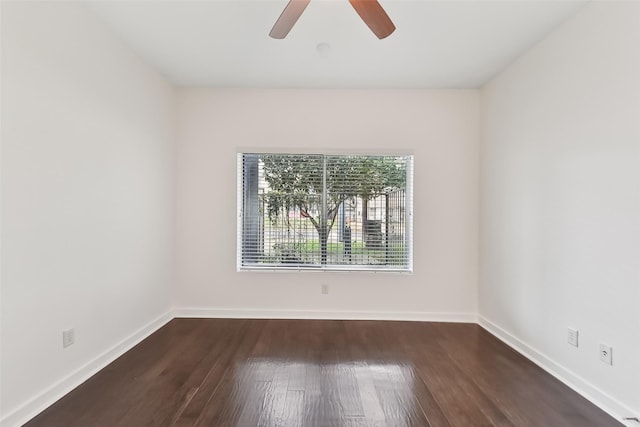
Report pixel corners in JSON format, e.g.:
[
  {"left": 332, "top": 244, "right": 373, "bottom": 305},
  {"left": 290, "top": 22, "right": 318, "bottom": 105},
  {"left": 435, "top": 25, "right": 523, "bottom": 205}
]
[{"left": 238, "top": 153, "right": 413, "bottom": 272}]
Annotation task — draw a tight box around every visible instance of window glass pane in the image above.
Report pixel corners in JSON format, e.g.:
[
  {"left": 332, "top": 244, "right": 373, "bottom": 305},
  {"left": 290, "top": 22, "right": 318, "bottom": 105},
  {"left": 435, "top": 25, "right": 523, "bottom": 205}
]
[{"left": 239, "top": 153, "right": 413, "bottom": 272}]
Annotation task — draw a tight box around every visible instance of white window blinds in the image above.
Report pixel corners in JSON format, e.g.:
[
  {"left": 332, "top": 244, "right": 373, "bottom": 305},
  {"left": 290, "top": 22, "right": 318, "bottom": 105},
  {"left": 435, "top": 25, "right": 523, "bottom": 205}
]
[{"left": 238, "top": 153, "right": 413, "bottom": 272}]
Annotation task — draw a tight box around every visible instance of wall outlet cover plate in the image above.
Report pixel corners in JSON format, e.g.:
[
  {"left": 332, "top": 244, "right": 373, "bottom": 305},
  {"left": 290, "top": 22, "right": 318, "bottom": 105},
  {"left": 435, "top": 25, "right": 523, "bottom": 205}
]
[{"left": 599, "top": 344, "right": 612, "bottom": 365}]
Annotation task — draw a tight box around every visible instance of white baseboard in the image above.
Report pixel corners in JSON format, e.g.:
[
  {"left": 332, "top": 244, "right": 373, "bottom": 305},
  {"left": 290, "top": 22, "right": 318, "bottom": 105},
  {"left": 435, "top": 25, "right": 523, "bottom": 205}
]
[
  {"left": 478, "top": 316, "right": 638, "bottom": 427},
  {"left": 173, "top": 307, "right": 478, "bottom": 323},
  {"left": 1, "top": 311, "right": 173, "bottom": 427}
]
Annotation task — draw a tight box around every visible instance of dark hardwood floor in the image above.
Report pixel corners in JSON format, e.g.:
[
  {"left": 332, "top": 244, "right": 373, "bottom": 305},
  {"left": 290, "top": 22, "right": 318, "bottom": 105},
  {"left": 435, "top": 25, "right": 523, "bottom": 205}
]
[{"left": 26, "top": 319, "right": 622, "bottom": 427}]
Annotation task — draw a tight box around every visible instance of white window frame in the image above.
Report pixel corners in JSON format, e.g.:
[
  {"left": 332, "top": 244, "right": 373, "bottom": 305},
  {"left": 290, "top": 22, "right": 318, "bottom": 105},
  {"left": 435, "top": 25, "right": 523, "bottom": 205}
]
[{"left": 237, "top": 152, "right": 413, "bottom": 273}]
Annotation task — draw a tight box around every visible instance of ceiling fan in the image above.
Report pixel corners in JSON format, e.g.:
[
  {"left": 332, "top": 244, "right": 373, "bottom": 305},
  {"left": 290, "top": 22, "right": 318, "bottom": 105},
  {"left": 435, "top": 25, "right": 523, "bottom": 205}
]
[{"left": 269, "top": 0, "right": 396, "bottom": 40}]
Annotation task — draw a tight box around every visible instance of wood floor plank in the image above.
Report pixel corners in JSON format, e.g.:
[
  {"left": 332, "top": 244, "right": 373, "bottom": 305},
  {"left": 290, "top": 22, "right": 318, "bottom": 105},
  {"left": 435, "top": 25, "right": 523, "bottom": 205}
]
[
  {"left": 390, "top": 322, "right": 506, "bottom": 426},
  {"left": 185, "top": 320, "right": 268, "bottom": 427},
  {"left": 344, "top": 321, "right": 433, "bottom": 426},
  {"left": 24, "top": 319, "right": 623, "bottom": 427}
]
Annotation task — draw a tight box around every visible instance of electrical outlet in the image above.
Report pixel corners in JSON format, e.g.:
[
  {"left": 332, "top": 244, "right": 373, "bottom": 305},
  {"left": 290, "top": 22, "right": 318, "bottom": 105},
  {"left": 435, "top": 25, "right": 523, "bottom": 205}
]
[
  {"left": 599, "top": 344, "right": 613, "bottom": 365},
  {"left": 567, "top": 328, "right": 579, "bottom": 347},
  {"left": 63, "top": 328, "right": 75, "bottom": 348},
  {"left": 321, "top": 284, "right": 329, "bottom": 294}
]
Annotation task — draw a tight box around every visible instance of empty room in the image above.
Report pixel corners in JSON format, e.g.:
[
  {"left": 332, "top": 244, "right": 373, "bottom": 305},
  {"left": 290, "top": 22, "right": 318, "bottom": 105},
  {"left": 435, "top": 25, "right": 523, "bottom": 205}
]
[{"left": 1, "top": 0, "right": 638, "bottom": 426}]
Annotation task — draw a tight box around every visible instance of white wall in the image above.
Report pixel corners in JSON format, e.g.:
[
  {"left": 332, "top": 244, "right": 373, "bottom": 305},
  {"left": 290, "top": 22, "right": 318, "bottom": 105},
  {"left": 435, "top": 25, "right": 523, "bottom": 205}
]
[
  {"left": 480, "top": 1, "right": 640, "bottom": 419},
  {"left": 1, "top": 2, "right": 175, "bottom": 424},
  {"left": 174, "top": 89, "right": 479, "bottom": 320}
]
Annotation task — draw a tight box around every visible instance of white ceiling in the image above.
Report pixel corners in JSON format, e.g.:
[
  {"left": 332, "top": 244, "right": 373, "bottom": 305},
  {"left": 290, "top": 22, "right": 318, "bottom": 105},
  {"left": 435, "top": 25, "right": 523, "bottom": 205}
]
[{"left": 87, "top": 0, "right": 587, "bottom": 89}]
